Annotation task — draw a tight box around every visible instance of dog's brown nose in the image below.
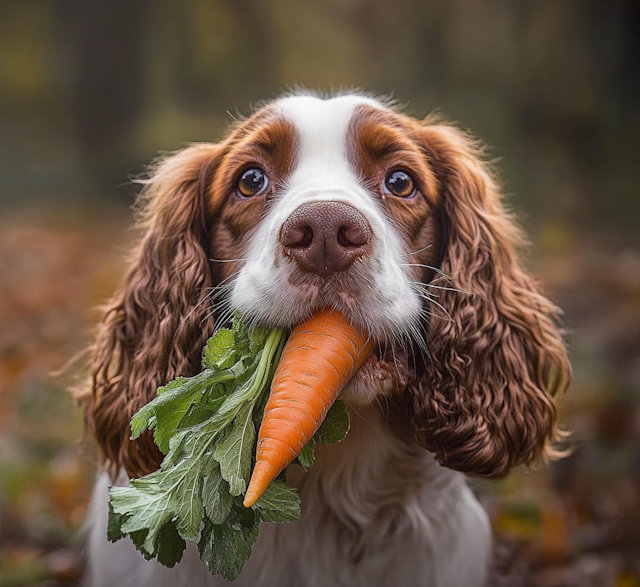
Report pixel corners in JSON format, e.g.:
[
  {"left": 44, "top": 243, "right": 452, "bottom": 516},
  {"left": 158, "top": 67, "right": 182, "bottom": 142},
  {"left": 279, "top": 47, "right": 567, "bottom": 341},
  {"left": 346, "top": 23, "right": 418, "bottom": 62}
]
[{"left": 280, "top": 201, "right": 372, "bottom": 276}]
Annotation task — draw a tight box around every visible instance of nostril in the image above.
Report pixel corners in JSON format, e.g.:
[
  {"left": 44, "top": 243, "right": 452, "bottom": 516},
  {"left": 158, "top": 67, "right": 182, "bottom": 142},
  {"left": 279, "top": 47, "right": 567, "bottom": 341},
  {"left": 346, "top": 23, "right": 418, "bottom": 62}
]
[
  {"left": 337, "top": 226, "right": 350, "bottom": 248},
  {"left": 297, "top": 225, "right": 314, "bottom": 248},
  {"left": 337, "top": 225, "right": 369, "bottom": 248},
  {"left": 281, "top": 223, "right": 314, "bottom": 249}
]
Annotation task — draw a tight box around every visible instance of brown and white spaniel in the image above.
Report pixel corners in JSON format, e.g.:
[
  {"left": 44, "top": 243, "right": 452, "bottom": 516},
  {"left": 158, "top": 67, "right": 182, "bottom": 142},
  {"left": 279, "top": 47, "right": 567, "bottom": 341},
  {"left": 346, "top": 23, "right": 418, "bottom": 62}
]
[{"left": 77, "top": 92, "right": 571, "bottom": 587}]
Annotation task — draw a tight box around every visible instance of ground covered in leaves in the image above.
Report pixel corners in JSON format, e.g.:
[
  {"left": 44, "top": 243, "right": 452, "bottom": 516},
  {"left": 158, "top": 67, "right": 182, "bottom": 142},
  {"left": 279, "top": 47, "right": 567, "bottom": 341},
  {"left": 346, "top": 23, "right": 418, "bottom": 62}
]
[{"left": 0, "top": 210, "right": 639, "bottom": 587}]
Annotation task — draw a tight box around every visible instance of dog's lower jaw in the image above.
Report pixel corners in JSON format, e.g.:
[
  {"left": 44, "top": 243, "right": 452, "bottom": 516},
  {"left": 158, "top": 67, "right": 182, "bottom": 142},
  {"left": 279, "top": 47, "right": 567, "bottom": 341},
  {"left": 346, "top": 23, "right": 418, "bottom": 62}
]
[{"left": 82, "top": 404, "right": 490, "bottom": 587}]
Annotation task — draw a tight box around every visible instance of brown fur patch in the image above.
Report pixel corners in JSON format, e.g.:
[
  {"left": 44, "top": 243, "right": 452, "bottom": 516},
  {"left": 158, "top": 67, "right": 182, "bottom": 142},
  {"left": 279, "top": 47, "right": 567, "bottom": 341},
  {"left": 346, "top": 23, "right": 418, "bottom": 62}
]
[
  {"left": 349, "top": 103, "right": 571, "bottom": 478},
  {"left": 76, "top": 108, "right": 298, "bottom": 478},
  {"left": 347, "top": 105, "right": 440, "bottom": 281},
  {"left": 208, "top": 114, "right": 298, "bottom": 284}
]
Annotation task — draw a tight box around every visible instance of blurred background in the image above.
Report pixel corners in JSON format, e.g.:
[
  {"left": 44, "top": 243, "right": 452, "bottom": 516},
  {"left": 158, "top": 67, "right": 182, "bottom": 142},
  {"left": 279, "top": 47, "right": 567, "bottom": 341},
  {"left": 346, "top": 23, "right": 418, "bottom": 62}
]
[{"left": 0, "top": 1, "right": 639, "bottom": 586}]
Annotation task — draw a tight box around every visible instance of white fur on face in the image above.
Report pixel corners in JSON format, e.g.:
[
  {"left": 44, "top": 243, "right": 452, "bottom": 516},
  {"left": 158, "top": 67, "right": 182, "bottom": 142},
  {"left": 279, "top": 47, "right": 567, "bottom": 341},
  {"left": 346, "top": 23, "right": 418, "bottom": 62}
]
[{"left": 230, "top": 94, "right": 423, "bottom": 344}]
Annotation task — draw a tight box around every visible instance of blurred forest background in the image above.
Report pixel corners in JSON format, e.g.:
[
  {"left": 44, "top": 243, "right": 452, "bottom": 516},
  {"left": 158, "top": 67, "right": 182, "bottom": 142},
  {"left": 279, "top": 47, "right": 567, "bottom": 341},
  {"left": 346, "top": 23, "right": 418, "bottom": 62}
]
[{"left": 0, "top": 1, "right": 639, "bottom": 586}]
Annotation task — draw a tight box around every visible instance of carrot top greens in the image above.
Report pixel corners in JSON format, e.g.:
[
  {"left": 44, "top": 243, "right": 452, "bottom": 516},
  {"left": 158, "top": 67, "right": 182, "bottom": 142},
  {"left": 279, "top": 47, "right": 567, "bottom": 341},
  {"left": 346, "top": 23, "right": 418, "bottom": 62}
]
[{"left": 107, "top": 317, "right": 350, "bottom": 580}]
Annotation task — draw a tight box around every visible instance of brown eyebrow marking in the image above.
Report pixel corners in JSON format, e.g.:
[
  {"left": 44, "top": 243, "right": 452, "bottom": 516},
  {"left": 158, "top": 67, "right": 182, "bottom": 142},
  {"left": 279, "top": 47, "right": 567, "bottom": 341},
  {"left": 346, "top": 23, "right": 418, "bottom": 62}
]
[
  {"left": 347, "top": 104, "right": 440, "bottom": 201},
  {"left": 250, "top": 128, "right": 285, "bottom": 154},
  {"left": 218, "top": 116, "right": 299, "bottom": 191},
  {"left": 347, "top": 105, "right": 422, "bottom": 170},
  {"left": 235, "top": 117, "right": 299, "bottom": 175},
  {"left": 209, "top": 114, "right": 301, "bottom": 250},
  {"left": 345, "top": 102, "right": 441, "bottom": 258}
]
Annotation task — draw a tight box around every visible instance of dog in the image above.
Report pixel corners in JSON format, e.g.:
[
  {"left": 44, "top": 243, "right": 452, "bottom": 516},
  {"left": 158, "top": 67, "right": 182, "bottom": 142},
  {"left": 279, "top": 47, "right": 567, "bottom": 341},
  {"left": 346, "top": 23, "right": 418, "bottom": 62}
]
[{"left": 76, "top": 91, "right": 571, "bottom": 587}]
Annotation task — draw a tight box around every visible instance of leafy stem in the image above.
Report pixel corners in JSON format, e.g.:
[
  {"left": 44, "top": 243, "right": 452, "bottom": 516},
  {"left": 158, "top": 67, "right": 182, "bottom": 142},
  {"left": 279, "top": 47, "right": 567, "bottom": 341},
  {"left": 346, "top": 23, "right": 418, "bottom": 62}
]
[{"left": 107, "top": 319, "right": 347, "bottom": 580}]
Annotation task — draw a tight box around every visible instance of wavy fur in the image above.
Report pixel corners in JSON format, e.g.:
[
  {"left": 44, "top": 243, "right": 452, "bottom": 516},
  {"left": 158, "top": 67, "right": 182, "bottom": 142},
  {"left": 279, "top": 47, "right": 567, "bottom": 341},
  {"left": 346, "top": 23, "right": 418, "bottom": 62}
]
[
  {"left": 408, "top": 122, "right": 571, "bottom": 477},
  {"left": 74, "top": 144, "right": 223, "bottom": 479}
]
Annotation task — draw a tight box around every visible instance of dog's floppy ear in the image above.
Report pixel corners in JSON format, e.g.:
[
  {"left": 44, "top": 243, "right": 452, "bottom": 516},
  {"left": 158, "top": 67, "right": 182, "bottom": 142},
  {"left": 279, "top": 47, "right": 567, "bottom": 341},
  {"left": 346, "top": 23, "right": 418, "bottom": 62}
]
[
  {"left": 408, "top": 122, "right": 571, "bottom": 478},
  {"left": 76, "top": 144, "right": 224, "bottom": 480}
]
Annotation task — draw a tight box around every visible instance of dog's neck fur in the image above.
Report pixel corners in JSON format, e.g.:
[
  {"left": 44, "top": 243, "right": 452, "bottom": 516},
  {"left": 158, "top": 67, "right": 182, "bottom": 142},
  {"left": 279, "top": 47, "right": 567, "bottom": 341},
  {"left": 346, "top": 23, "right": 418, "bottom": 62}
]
[
  {"left": 239, "top": 404, "right": 490, "bottom": 587},
  {"left": 289, "top": 404, "right": 450, "bottom": 530}
]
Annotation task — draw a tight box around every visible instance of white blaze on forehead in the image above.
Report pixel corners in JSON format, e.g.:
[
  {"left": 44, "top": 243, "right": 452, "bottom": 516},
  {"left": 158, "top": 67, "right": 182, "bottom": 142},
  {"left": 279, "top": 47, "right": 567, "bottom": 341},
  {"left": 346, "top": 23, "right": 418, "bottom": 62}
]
[{"left": 274, "top": 94, "right": 383, "bottom": 181}]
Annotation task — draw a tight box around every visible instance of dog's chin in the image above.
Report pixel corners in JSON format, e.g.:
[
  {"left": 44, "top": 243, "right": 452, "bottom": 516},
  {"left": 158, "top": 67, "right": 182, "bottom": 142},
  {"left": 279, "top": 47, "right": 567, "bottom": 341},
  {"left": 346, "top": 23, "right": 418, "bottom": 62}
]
[{"left": 339, "top": 344, "right": 414, "bottom": 406}]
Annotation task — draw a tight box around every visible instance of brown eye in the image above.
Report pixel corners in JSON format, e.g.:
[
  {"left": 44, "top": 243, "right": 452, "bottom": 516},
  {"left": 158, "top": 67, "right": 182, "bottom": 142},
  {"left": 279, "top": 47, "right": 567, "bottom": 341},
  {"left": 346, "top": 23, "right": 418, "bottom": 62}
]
[
  {"left": 236, "top": 168, "right": 268, "bottom": 198},
  {"left": 384, "top": 170, "right": 416, "bottom": 198}
]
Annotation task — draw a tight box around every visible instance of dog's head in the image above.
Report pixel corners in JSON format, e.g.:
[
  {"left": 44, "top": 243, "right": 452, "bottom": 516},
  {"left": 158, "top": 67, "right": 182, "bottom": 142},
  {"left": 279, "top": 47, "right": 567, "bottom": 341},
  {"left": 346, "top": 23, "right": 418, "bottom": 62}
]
[{"left": 79, "top": 93, "right": 570, "bottom": 480}]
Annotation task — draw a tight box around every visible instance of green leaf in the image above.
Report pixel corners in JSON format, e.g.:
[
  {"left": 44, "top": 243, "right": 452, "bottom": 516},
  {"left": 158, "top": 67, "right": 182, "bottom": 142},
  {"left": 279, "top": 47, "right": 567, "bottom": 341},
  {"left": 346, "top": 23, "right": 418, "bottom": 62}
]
[
  {"left": 201, "top": 456, "right": 233, "bottom": 524},
  {"left": 110, "top": 477, "right": 178, "bottom": 557},
  {"left": 202, "top": 328, "right": 236, "bottom": 370},
  {"left": 175, "top": 464, "right": 204, "bottom": 542},
  {"left": 107, "top": 324, "right": 336, "bottom": 581},
  {"left": 154, "top": 521, "right": 187, "bottom": 568},
  {"left": 128, "top": 528, "right": 149, "bottom": 553},
  {"left": 214, "top": 403, "right": 255, "bottom": 496},
  {"left": 128, "top": 378, "right": 182, "bottom": 437},
  {"left": 156, "top": 370, "right": 238, "bottom": 453},
  {"left": 130, "top": 369, "right": 235, "bottom": 453},
  {"left": 197, "top": 508, "right": 259, "bottom": 581},
  {"left": 176, "top": 403, "right": 215, "bottom": 430},
  {"left": 121, "top": 520, "right": 186, "bottom": 568},
  {"left": 106, "top": 501, "right": 126, "bottom": 542},
  {"left": 249, "top": 327, "right": 267, "bottom": 354},
  {"left": 251, "top": 480, "right": 301, "bottom": 523},
  {"left": 232, "top": 316, "right": 253, "bottom": 359},
  {"left": 314, "top": 400, "right": 350, "bottom": 445},
  {"left": 296, "top": 439, "right": 315, "bottom": 468}
]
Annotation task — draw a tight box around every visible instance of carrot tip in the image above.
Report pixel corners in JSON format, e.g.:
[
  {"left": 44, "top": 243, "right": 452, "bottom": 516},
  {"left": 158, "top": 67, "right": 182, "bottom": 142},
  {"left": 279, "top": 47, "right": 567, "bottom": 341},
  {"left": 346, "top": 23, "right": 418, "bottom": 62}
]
[
  {"left": 242, "top": 489, "right": 259, "bottom": 508},
  {"left": 243, "top": 461, "right": 273, "bottom": 507}
]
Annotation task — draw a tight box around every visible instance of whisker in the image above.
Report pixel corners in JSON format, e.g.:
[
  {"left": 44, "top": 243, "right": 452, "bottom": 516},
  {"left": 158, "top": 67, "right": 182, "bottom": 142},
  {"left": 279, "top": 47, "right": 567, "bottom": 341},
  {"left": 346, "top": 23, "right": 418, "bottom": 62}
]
[
  {"left": 411, "top": 281, "right": 470, "bottom": 295},
  {"left": 422, "top": 284, "right": 468, "bottom": 295},
  {"left": 401, "top": 244, "right": 433, "bottom": 257},
  {"left": 408, "top": 322, "right": 428, "bottom": 359},
  {"left": 213, "top": 307, "right": 235, "bottom": 329},
  {"left": 200, "top": 308, "right": 216, "bottom": 326},
  {"left": 418, "top": 302, "right": 454, "bottom": 323},
  {"left": 400, "top": 263, "right": 452, "bottom": 281},
  {"left": 198, "top": 273, "right": 239, "bottom": 328},
  {"left": 211, "top": 271, "right": 243, "bottom": 294},
  {"left": 411, "top": 287, "right": 438, "bottom": 300},
  {"left": 204, "top": 270, "right": 242, "bottom": 297},
  {"left": 182, "top": 277, "right": 234, "bottom": 325}
]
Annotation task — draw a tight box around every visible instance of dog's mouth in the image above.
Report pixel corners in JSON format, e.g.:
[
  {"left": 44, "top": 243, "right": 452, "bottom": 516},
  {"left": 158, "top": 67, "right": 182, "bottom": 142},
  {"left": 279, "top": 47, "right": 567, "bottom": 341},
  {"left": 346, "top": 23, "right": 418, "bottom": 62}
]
[
  {"left": 277, "top": 283, "right": 417, "bottom": 344},
  {"left": 287, "top": 269, "right": 368, "bottom": 304},
  {"left": 340, "top": 342, "right": 415, "bottom": 405},
  {"left": 280, "top": 289, "right": 419, "bottom": 403}
]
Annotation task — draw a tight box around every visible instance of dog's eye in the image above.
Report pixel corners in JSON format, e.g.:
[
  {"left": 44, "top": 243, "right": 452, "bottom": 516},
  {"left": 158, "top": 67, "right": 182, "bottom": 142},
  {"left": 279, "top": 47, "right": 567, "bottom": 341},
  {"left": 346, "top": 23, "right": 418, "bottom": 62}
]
[
  {"left": 383, "top": 170, "right": 416, "bottom": 198},
  {"left": 236, "top": 168, "right": 269, "bottom": 198}
]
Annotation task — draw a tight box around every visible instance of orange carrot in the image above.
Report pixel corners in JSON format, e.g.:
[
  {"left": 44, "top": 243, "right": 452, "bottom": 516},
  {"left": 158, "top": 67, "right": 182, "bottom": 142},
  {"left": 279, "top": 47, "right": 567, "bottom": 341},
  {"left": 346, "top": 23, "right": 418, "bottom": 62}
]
[{"left": 243, "top": 309, "right": 374, "bottom": 507}]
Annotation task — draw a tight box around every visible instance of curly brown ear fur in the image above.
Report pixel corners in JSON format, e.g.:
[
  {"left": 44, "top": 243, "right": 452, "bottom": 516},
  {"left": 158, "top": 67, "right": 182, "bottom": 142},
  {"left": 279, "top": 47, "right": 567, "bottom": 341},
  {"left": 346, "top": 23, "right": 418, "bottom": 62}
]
[
  {"left": 74, "top": 144, "right": 223, "bottom": 480},
  {"left": 408, "top": 123, "right": 571, "bottom": 478}
]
